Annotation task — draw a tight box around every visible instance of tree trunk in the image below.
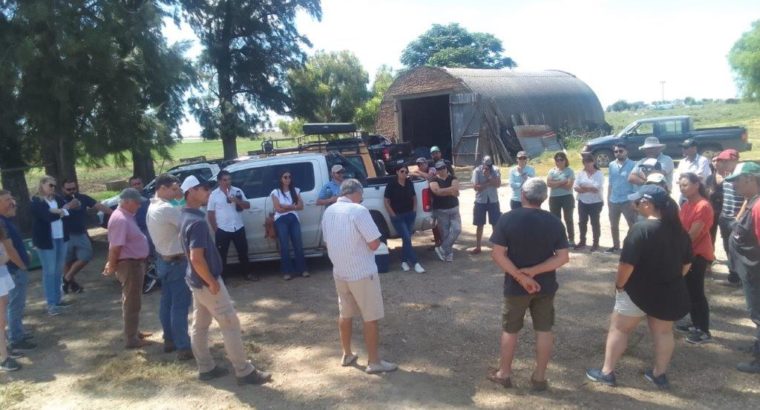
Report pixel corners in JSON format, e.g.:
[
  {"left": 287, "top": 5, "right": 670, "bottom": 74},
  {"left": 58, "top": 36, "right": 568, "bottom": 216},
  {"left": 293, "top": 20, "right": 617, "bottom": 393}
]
[
  {"left": 41, "top": 135, "right": 77, "bottom": 183},
  {"left": 131, "top": 146, "right": 156, "bottom": 183},
  {"left": 217, "top": 3, "right": 238, "bottom": 161},
  {"left": 0, "top": 169, "right": 33, "bottom": 235}
]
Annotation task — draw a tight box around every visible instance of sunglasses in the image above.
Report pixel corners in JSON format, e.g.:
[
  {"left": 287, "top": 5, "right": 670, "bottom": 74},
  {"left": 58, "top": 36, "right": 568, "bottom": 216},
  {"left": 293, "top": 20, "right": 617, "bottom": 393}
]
[
  {"left": 335, "top": 170, "right": 344, "bottom": 174},
  {"left": 47, "top": 184, "right": 56, "bottom": 188},
  {"left": 282, "top": 175, "right": 291, "bottom": 179},
  {"left": 64, "top": 187, "right": 77, "bottom": 192},
  {"left": 554, "top": 157, "right": 566, "bottom": 161},
  {"left": 613, "top": 150, "right": 625, "bottom": 153},
  {"left": 398, "top": 169, "right": 408, "bottom": 174},
  {"left": 518, "top": 157, "right": 528, "bottom": 160}
]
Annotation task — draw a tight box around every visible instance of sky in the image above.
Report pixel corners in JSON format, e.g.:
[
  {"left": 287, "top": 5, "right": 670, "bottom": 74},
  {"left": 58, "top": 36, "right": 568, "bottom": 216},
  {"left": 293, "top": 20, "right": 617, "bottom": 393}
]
[{"left": 166, "top": 0, "right": 760, "bottom": 137}]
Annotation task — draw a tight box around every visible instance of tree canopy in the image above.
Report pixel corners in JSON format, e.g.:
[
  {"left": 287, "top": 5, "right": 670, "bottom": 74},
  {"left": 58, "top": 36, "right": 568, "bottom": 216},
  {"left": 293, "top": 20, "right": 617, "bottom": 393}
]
[
  {"left": 400, "top": 23, "right": 516, "bottom": 69},
  {"left": 729, "top": 19, "right": 760, "bottom": 100},
  {"left": 355, "top": 65, "right": 394, "bottom": 132},
  {"left": 287, "top": 50, "right": 369, "bottom": 123}
]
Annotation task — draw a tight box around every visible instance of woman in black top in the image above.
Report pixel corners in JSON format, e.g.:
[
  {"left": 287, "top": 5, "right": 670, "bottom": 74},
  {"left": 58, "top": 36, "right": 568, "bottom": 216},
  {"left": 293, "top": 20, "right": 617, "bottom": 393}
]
[
  {"left": 587, "top": 185, "right": 691, "bottom": 389},
  {"left": 384, "top": 166, "right": 424, "bottom": 273},
  {"left": 430, "top": 161, "right": 461, "bottom": 262}
]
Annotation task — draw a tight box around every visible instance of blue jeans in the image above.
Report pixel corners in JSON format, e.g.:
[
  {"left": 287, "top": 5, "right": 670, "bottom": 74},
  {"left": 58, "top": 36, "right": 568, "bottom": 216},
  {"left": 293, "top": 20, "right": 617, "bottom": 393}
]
[
  {"left": 37, "top": 239, "right": 67, "bottom": 308},
  {"left": 391, "top": 211, "right": 418, "bottom": 265},
  {"left": 156, "top": 257, "right": 192, "bottom": 350},
  {"left": 274, "top": 213, "right": 306, "bottom": 274},
  {"left": 7, "top": 268, "right": 28, "bottom": 343}
]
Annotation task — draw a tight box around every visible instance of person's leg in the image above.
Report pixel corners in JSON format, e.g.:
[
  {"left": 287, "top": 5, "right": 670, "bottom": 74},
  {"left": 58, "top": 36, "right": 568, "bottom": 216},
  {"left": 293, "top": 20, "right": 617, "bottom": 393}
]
[
  {"left": 37, "top": 248, "right": 57, "bottom": 309},
  {"left": 275, "top": 217, "right": 293, "bottom": 274},
  {"left": 215, "top": 229, "right": 233, "bottom": 274},
  {"left": 710, "top": 214, "right": 719, "bottom": 248},
  {"left": 339, "top": 317, "right": 353, "bottom": 356},
  {"left": 529, "top": 293, "right": 555, "bottom": 382},
  {"left": 686, "top": 256, "right": 710, "bottom": 333},
  {"left": 446, "top": 208, "right": 462, "bottom": 258},
  {"left": 738, "top": 266, "right": 760, "bottom": 347},
  {"left": 622, "top": 201, "right": 637, "bottom": 229},
  {"left": 577, "top": 202, "right": 589, "bottom": 246},
  {"left": 436, "top": 209, "right": 452, "bottom": 254},
  {"left": 497, "top": 332, "right": 519, "bottom": 378},
  {"left": 363, "top": 320, "right": 380, "bottom": 365},
  {"left": 0, "top": 296, "right": 8, "bottom": 360},
  {"left": 232, "top": 227, "right": 250, "bottom": 276},
  {"left": 497, "top": 295, "right": 529, "bottom": 378},
  {"left": 156, "top": 259, "right": 174, "bottom": 346},
  {"left": 609, "top": 202, "right": 622, "bottom": 249},
  {"left": 169, "top": 277, "right": 192, "bottom": 351},
  {"left": 65, "top": 234, "right": 92, "bottom": 282},
  {"left": 549, "top": 196, "right": 561, "bottom": 218},
  {"left": 207, "top": 280, "right": 255, "bottom": 376},
  {"left": 561, "top": 195, "right": 575, "bottom": 243},
  {"left": 647, "top": 317, "right": 675, "bottom": 376},
  {"left": 7, "top": 269, "right": 28, "bottom": 344},
  {"left": 116, "top": 260, "right": 144, "bottom": 346},
  {"left": 53, "top": 239, "right": 67, "bottom": 305},
  {"left": 534, "top": 331, "right": 554, "bottom": 381},
  {"left": 602, "top": 312, "right": 642, "bottom": 374},
  {"left": 190, "top": 289, "right": 215, "bottom": 373},
  {"left": 473, "top": 203, "right": 486, "bottom": 252},
  {"left": 719, "top": 216, "right": 740, "bottom": 282},
  {"left": 393, "top": 213, "right": 415, "bottom": 265},
  {"left": 289, "top": 216, "right": 307, "bottom": 273},
  {"left": 402, "top": 212, "right": 419, "bottom": 265},
  {"left": 590, "top": 202, "right": 603, "bottom": 247}
]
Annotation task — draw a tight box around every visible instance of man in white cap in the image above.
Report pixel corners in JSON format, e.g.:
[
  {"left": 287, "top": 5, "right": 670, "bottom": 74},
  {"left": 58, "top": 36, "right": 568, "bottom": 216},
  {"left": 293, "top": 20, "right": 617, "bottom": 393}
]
[
  {"left": 317, "top": 164, "right": 346, "bottom": 206},
  {"left": 179, "top": 175, "right": 272, "bottom": 385},
  {"left": 628, "top": 137, "right": 674, "bottom": 190},
  {"left": 470, "top": 155, "right": 501, "bottom": 254},
  {"left": 509, "top": 151, "right": 535, "bottom": 210}
]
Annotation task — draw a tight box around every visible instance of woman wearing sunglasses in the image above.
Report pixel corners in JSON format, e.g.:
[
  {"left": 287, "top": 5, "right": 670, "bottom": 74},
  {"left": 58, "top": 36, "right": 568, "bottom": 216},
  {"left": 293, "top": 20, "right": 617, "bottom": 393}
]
[
  {"left": 31, "top": 176, "right": 74, "bottom": 316},
  {"left": 384, "top": 165, "right": 425, "bottom": 273},
  {"left": 546, "top": 152, "right": 575, "bottom": 246},
  {"left": 271, "top": 170, "right": 308, "bottom": 280}
]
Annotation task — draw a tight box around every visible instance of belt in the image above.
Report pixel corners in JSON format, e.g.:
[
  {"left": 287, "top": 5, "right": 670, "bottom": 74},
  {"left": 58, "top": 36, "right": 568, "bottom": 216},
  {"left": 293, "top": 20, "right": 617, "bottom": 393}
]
[
  {"left": 161, "top": 253, "right": 186, "bottom": 262},
  {"left": 118, "top": 258, "right": 146, "bottom": 262}
]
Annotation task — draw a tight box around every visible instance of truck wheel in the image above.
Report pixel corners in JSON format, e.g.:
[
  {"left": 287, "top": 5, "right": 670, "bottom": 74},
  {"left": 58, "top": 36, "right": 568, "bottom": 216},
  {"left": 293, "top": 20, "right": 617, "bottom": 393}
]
[
  {"left": 699, "top": 145, "right": 721, "bottom": 160},
  {"left": 593, "top": 149, "right": 614, "bottom": 168},
  {"left": 370, "top": 211, "right": 391, "bottom": 243}
]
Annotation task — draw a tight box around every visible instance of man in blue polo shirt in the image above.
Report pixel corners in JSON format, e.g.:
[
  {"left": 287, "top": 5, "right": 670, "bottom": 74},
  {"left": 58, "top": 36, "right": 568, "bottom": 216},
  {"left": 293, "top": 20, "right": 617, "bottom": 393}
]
[
  {"left": 0, "top": 190, "right": 35, "bottom": 352},
  {"left": 606, "top": 144, "right": 637, "bottom": 253},
  {"left": 317, "top": 164, "right": 346, "bottom": 206}
]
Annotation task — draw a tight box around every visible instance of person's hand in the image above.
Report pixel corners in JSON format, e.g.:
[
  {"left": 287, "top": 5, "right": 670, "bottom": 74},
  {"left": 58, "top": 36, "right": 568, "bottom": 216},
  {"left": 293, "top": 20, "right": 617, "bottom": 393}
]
[
  {"left": 49, "top": 208, "right": 64, "bottom": 215},
  {"left": 517, "top": 275, "right": 541, "bottom": 294},
  {"left": 521, "top": 267, "right": 535, "bottom": 277},
  {"left": 208, "top": 279, "right": 220, "bottom": 295},
  {"left": 103, "top": 261, "right": 116, "bottom": 277},
  {"left": 64, "top": 198, "right": 80, "bottom": 210}
]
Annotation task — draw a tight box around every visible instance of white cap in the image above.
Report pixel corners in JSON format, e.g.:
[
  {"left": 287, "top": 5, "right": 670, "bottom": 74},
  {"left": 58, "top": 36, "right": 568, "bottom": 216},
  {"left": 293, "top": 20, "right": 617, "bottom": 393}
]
[
  {"left": 331, "top": 164, "right": 344, "bottom": 174},
  {"left": 181, "top": 175, "right": 206, "bottom": 193}
]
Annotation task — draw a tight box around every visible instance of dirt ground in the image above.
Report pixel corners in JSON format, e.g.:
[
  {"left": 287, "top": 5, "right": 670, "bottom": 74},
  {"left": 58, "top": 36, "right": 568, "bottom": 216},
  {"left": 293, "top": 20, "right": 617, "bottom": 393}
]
[{"left": 2, "top": 185, "right": 759, "bottom": 409}]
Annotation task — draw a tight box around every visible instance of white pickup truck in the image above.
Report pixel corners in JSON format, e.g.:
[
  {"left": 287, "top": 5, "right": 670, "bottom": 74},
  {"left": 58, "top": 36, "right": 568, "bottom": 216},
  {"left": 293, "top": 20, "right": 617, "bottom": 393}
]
[{"left": 220, "top": 152, "right": 434, "bottom": 262}]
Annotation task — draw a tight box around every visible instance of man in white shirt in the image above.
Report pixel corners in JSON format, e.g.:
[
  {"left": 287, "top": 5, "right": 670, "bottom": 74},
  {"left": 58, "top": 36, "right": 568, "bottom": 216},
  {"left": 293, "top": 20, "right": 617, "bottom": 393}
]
[
  {"left": 207, "top": 170, "right": 255, "bottom": 281},
  {"left": 676, "top": 139, "right": 712, "bottom": 183},
  {"left": 628, "top": 137, "right": 675, "bottom": 190},
  {"left": 321, "top": 179, "right": 397, "bottom": 374},
  {"left": 146, "top": 174, "right": 193, "bottom": 361}
]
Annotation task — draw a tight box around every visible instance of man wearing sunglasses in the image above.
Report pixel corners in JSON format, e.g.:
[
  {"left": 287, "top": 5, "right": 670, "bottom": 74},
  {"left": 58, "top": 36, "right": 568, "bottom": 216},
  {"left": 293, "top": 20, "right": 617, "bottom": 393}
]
[
  {"left": 208, "top": 170, "right": 253, "bottom": 280},
  {"left": 508, "top": 151, "right": 535, "bottom": 210},
  {"left": 317, "top": 164, "right": 346, "bottom": 206},
  {"left": 606, "top": 144, "right": 637, "bottom": 253},
  {"left": 61, "top": 179, "right": 113, "bottom": 294}
]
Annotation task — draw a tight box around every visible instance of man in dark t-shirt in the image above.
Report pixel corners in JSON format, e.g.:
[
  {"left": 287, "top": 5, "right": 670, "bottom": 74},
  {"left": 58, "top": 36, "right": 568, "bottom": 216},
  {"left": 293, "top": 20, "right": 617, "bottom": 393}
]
[{"left": 487, "top": 177, "right": 570, "bottom": 390}]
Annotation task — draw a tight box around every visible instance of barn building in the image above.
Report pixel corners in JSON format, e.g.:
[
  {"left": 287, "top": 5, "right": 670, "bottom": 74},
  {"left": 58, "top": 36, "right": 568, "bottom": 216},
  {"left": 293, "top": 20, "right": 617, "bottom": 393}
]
[{"left": 375, "top": 67, "right": 606, "bottom": 165}]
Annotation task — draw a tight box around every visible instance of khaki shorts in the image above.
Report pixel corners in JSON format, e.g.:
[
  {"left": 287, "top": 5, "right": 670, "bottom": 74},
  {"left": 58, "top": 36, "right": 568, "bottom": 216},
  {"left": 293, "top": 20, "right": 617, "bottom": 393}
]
[
  {"left": 335, "top": 275, "right": 384, "bottom": 322},
  {"left": 614, "top": 290, "right": 646, "bottom": 317},
  {"left": 502, "top": 293, "right": 555, "bottom": 333}
]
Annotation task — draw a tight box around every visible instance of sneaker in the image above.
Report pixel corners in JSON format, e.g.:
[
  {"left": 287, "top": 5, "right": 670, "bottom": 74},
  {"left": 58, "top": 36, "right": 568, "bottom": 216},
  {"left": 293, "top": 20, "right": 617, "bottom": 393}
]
[
  {"left": 586, "top": 368, "right": 616, "bottom": 386},
  {"left": 366, "top": 360, "right": 398, "bottom": 374},
  {"left": 573, "top": 243, "right": 587, "bottom": 251},
  {"left": 47, "top": 307, "right": 62, "bottom": 316},
  {"left": 143, "top": 277, "right": 159, "bottom": 294},
  {"left": 604, "top": 247, "right": 620, "bottom": 254},
  {"left": 401, "top": 262, "right": 411, "bottom": 272},
  {"left": 737, "top": 359, "right": 760, "bottom": 374},
  {"left": 301, "top": 271, "right": 310, "bottom": 278},
  {"left": 590, "top": 245, "right": 600, "bottom": 252},
  {"left": 70, "top": 280, "right": 84, "bottom": 294},
  {"left": 644, "top": 369, "right": 670, "bottom": 389},
  {"left": 8, "top": 350, "right": 24, "bottom": 359},
  {"left": 56, "top": 300, "right": 73, "bottom": 308},
  {"left": 62, "top": 279, "right": 70, "bottom": 294},
  {"left": 686, "top": 329, "right": 713, "bottom": 345},
  {"left": 199, "top": 365, "right": 229, "bottom": 381},
  {"left": 674, "top": 320, "right": 694, "bottom": 334},
  {"left": 0, "top": 357, "right": 21, "bottom": 372},
  {"left": 568, "top": 240, "right": 576, "bottom": 247},
  {"left": 164, "top": 341, "right": 177, "bottom": 353},
  {"left": 236, "top": 368, "right": 272, "bottom": 385},
  {"left": 9, "top": 340, "right": 36, "bottom": 351},
  {"left": 434, "top": 247, "right": 445, "bottom": 261},
  {"left": 445, "top": 254, "right": 454, "bottom": 262},
  {"left": 341, "top": 353, "right": 358, "bottom": 367},
  {"left": 283, "top": 274, "right": 292, "bottom": 281},
  {"left": 414, "top": 263, "right": 426, "bottom": 273},
  {"left": 176, "top": 349, "right": 194, "bottom": 361}
]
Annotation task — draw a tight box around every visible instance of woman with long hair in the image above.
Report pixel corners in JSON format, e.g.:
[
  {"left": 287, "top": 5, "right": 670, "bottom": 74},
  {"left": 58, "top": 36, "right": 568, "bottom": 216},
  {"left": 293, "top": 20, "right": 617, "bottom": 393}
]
[
  {"left": 547, "top": 152, "right": 575, "bottom": 245},
  {"left": 573, "top": 154, "right": 604, "bottom": 251},
  {"left": 586, "top": 185, "right": 692, "bottom": 389},
  {"left": 271, "top": 169, "right": 307, "bottom": 280},
  {"left": 0, "top": 224, "right": 21, "bottom": 371},
  {"left": 384, "top": 165, "right": 424, "bottom": 272},
  {"left": 31, "top": 176, "right": 72, "bottom": 316},
  {"left": 676, "top": 172, "right": 715, "bottom": 344}
]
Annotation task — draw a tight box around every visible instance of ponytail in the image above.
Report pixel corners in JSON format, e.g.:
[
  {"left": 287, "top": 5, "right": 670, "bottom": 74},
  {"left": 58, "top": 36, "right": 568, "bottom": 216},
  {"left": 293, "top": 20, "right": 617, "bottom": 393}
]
[{"left": 657, "top": 197, "right": 687, "bottom": 239}]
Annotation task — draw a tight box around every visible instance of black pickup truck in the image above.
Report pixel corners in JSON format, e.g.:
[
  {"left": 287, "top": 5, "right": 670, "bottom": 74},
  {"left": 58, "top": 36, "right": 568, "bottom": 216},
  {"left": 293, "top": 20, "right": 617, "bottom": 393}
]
[{"left": 583, "top": 115, "right": 751, "bottom": 167}]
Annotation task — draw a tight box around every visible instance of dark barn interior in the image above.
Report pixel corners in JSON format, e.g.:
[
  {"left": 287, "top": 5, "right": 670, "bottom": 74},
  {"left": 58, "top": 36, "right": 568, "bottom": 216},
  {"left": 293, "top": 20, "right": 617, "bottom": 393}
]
[{"left": 400, "top": 94, "right": 452, "bottom": 160}]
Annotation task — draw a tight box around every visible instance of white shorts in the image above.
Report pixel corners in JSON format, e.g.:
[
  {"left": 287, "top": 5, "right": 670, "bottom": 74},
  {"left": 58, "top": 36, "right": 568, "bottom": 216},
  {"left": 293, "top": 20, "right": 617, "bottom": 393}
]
[
  {"left": 0, "top": 270, "right": 15, "bottom": 297},
  {"left": 614, "top": 290, "right": 646, "bottom": 317},
  {"left": 335, "top": 275, "right": 384, "bottom": 322}
]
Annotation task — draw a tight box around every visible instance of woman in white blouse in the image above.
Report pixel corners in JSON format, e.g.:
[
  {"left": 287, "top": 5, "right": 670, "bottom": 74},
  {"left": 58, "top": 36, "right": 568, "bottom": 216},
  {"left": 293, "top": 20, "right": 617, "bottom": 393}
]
[
  {"left": 573, "top": 154, "right": 605, "bottom": 251},
  {"left": 271, "top": 169, "right": 308, "bottom": 280}
]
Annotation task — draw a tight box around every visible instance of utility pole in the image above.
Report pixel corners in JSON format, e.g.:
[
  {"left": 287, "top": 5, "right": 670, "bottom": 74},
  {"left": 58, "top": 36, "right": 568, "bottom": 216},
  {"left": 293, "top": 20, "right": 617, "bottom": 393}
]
[{"left": 660, "top": 80, "right": 666, "bottom": 103}]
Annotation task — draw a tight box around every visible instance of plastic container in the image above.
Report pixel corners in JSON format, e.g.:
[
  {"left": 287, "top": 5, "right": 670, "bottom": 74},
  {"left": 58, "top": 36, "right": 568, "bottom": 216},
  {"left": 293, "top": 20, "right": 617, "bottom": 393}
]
[
  {"left": 374, "top": 242, "right": 389, "bottom": 273},
  {"left": 23, "top": 238, "right": 42, "bottom": 270}
]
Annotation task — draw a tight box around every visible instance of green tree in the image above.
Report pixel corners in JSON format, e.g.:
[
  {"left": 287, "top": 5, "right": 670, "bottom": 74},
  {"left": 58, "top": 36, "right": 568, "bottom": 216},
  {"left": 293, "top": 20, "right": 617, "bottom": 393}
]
[
  {"left": 287, "top": 50, "right": 369, "bottom": 122},
  {"left": 355, "top": 65, "right": 394, "bottom": 132},
  {"left": 401, "top": 23, "right": 516, "bottom": 69},
  {"left": 182, "top": 0, "right": 322, "bottom": 160},
  {"left": 729, "top": 19, "right": 760, "bottom": 100}
]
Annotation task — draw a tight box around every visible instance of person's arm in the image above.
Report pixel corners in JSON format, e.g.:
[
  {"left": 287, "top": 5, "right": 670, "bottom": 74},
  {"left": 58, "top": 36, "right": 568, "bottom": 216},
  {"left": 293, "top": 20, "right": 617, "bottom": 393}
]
[
  {"left": 628, "top": 164, "right": 646, "bottom": 185},
  {"left": 31, "top": 199, "right": 64, "bottom": 222},
  {"left": 752, "top": 202, "right": 760, "bottom": 245},
  {"left": 489, "top": 169, "right": 502, "bottom": 187},
  {"left": 521, "top": 249, "right": 570, "bottom": 278},
  {"left": 686, "top": 221, "right": 705, "bottom": 243},
  {"left": 293, "top": 192, "right": 304, "bottom": 211},
  {"left": 429, "top": 180, "right": 444, "bottom": 195},
  {"left": 586, "top": 172, "right": 603, "bottom": 193},
  {"left": 232, "top": 188, "right": 250, "bottom": 210},
  {"left": 189, "top": 248, "right": 220, "bottom": 295},
  {"left": 564, "top": 175, "right": 574, "bottom": 190},
  {"left": 491, "top": 244, "right": 541, "bottom": 294},
  {"left": 104, "top": 246, "right": 121, "bottom": 275},
  {"left": 2, "top": 238, "right": 26, "bottom": 270},
  {"left": 449, "top": 178, "right": 460, "bottom": 197},
  {"left": 94, "top": 202, "right": 113, "bottom": 215},
  {"left": 573, "top": 173, "right": 586, "bottom": 193},
  {"left": 615, "top": 262, "right": 634, "bottom": 290},
  {"left": 546, "top": 171, "right": 561, "bottom": 188},
  {"left": 316, "top": 184, "right": 337, "bottom": 206},
  {"left": 207, "top": 210, "right": 217, "bottom": 233},
  {"left": 471, "top": 169, "right": 482, "bottom": 191},
  {"left": 367, "top": 238, "right": 381, "bottom": 251},
  {"left": 383, "top": 197, "right": 396, "bottom": 218}
]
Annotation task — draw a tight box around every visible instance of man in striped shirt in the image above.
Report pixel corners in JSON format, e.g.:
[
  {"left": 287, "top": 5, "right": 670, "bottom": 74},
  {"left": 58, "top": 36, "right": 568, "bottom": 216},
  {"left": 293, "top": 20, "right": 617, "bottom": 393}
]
[
  {"left": 716, "top": 149, "right": 743, "bottom": 285},
  {"left": 321, "top": 179, "right": 398, "bottom": 374}
]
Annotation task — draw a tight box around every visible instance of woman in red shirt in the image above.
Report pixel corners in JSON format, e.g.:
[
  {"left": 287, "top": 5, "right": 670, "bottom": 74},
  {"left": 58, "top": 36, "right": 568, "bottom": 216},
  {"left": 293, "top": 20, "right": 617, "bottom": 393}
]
[{"left": 678, "top": 172, "right": 715, "bottom": 344}]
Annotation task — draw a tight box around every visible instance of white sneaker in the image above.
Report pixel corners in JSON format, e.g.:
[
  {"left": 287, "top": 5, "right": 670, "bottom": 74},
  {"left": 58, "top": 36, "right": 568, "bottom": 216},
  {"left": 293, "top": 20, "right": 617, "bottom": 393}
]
[
  {"left": 414, "top": 263, "right": 426, "bottom": 273},
  {"left": 434, "top": 247, "right": 445, "bottom": 261},
  {"left": 401, "top": 262, "right": 411, "bottom": 272},
  {"left": 366, "top": 360, "right": 398, "bottom": 374}
]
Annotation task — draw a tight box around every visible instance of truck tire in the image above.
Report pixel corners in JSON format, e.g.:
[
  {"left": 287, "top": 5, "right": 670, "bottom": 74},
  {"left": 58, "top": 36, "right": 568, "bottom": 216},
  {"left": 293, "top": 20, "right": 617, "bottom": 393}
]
[
  {"left": 370, "top": 211, "right": 391, "bottom": 243},
  {"left": 699, "top": 144, "right": 722, "bottom": 160},
  {"left": 593, "top": 149, "right": 614, "bottom": 168}
]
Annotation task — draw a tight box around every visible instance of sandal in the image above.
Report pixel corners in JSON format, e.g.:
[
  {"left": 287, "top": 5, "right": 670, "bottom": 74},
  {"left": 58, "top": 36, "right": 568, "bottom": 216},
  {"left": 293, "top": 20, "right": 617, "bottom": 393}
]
[
  {"left": 530, "top": 376, "right": 548, "bottom": 392},
  {"left": 487, "top": 367, "right": 512, "bottom": 388}
]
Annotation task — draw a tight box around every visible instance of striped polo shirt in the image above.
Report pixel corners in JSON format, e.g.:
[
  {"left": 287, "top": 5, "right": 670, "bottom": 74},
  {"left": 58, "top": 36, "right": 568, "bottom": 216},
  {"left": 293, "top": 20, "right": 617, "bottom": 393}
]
[
  {"left": 321, "top": 197, "right": 381, "bottom": 281},
  {"left": 721, "top": 181, "right": 744, "bottom": 219}
]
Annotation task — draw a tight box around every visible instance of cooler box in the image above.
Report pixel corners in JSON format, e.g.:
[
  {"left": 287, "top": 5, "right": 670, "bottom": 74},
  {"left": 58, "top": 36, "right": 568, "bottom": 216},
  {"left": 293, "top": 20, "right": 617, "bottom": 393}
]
[
  {"left": 23, "top": 239, "right": 42, "bottom": 270},
  {"left": 374, "top": 242, "right": 389, "bottom": 273}
]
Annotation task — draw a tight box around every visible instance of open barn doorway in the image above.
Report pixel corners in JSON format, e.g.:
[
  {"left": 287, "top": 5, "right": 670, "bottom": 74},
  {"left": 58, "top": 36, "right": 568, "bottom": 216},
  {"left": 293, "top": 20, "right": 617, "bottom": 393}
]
[{"left": 399, "top": 94, "right": 452, "bottom": 161}]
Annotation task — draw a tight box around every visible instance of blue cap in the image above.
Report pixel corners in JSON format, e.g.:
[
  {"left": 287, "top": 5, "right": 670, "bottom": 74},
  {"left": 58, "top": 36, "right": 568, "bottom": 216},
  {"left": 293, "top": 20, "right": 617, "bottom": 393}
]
[{"left": 628, "top": 184, "right": 669, "bottom": 205}]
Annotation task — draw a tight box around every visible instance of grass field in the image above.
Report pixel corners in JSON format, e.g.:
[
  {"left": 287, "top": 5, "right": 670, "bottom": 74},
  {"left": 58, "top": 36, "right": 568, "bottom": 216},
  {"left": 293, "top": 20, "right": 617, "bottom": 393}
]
[{"left": 21, "top": 102, "right": 760, "bottom": 199}]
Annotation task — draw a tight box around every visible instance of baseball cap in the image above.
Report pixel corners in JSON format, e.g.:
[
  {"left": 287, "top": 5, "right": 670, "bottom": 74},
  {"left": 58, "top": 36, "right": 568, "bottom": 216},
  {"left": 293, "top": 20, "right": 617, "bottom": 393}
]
[
  {"left": 483, "top": 156, "right": 493, "bottom": 166},
  {"left": 641, "top": 158, "right": 662, "bottom": 170},
  {"left": 725, "top": 162, "right": 760, "bottom": 182},
  {"left": 180, "top": 175, "right": 209, "bottom": 193},
  {"left": 415, "top": 157, "right": 427, "bottom": 164},
  {"left": 434, "top": 160, "right": 447, "bottom": 170},
  {"left": 646, "top": 173, "right": 666, "bottom": 185},
  {"left": 331, "top": 164, "right": 344, "bottom": 174},
  {"left": 430, "top": 146, "right": 441, "bottom": 153},
  {"left": 680, "top": 139, "right": 698, "bottom": 148},
  {"left": 628, "top": 184, "right": 669, "bottom": 205},
  {"left": 716, "top": 149, "right": 739, "bottom": 161},
  {"left": 516, "top": 151, "right": 528, "bottom": 159}
]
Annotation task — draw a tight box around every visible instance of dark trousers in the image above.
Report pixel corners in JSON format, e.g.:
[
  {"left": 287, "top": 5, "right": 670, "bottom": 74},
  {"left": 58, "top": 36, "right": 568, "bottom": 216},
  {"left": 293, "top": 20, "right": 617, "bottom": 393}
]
[
  {"left": 510, "top": 200, "right": 522, "bottom": 210},
  {"left": 578, "top": 201, "right": 603, "bottom": 246},
  {"left": 215, "top": 227, "right": 250, "bottom": 276},
  {"left": 686, "top": 256, "right": 711, "bottom": 333},
  {"left": 718, "top": 216, "right": 739, "bottom": 281},
  {"left": 549, "top": 195, "right": 575, "bottom": 242},
  {"left": 710, "top": 212, "right": 719, "bottom": 248}
]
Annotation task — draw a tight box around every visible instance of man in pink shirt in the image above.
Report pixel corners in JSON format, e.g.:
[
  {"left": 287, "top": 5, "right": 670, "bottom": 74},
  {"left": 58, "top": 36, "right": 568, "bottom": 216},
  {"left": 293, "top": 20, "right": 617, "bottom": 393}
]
[{"left": 104, "top": 188, "right": 151, "bottom": 348}]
